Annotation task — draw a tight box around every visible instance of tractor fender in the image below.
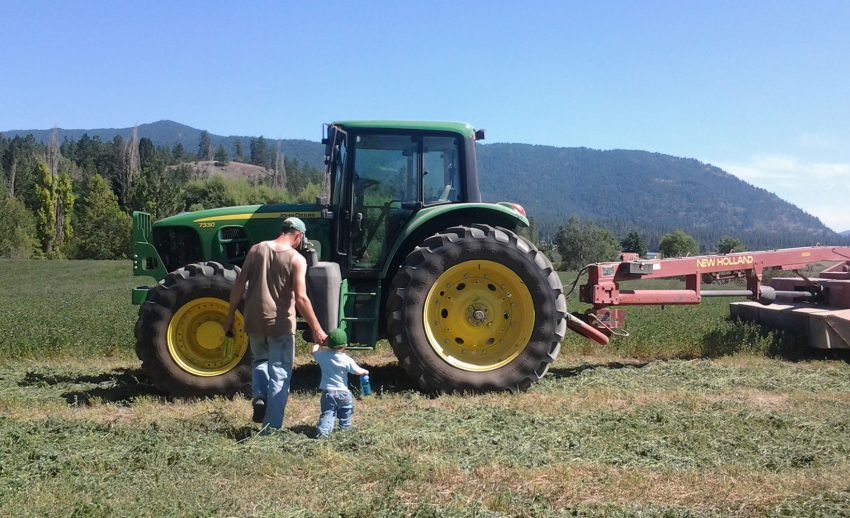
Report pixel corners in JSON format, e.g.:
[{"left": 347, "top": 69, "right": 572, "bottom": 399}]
[{"left": 380, "top": 202, "right": 529, "bottom": 280}]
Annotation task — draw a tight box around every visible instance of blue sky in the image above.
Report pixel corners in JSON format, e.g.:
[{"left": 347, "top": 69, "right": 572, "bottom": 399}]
[{"left": 2, "top": 1, "right": 849, "bottom": 230}]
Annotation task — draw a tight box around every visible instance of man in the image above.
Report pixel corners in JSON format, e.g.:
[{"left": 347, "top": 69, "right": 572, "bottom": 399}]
[{"left": 224, "top": 217, "right": 328, "bottom": 433}]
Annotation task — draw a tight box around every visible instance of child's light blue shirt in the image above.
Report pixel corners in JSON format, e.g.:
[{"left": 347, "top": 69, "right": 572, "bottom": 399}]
[{"left": 312, "top": 350, "right": 361, "bottom": 391}]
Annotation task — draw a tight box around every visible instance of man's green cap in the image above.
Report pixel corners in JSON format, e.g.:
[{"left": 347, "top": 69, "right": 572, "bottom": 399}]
[
  {"left": 326, "top": 328, "right": 348, "bottom": 349},
  {"left": 281, "top": 217, "right": 307, "bottom": 233}
]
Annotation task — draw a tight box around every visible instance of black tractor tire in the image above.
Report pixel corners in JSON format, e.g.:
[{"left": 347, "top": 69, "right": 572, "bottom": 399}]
[
  {"left": 387, "top": 224, "right": 566, "bottom": 393},
  {"left": 135, "top": 261, "right": 251, "bottom": 396}
]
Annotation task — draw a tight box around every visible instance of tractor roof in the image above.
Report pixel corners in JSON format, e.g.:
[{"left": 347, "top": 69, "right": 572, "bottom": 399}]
[{"left": 333, "top": 120, "right": 476, "bottom": 139}]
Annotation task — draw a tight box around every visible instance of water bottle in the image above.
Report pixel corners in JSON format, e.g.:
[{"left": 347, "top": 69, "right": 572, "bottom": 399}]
[{"left": 360, "top": 374, "right": 373, "bottom": 396}]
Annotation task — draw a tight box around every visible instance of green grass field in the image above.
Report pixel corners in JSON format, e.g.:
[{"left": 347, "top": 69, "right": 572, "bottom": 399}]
[{"left": 2, "top": 259, "right": 850, "bottom": 517}]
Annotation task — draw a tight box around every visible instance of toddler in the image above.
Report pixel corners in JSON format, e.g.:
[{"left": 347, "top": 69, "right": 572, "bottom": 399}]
[{"left": 311, "top": 328, "right": 368, "bottom": 438}]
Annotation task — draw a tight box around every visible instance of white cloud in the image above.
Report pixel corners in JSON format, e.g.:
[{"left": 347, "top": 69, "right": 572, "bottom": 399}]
[
  {"left": 715, "top": 154, "right": 850, "bottom": 233},
  {"left": 794, "top": 132, "right": 848, "bottom": 153}
]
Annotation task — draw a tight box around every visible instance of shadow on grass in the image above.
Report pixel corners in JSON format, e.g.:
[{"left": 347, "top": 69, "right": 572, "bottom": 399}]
[
  {"left": 288, "top": 361, "right": 418, "bottom": 394},
  {"left": 288, "top": 424, "right": 317, "bottom": 438},
  {"left": 699, "top": 317, "right": 850, "bottom": 364},
  {"left": 224, "top": 424, "right": 259, "bottom": 442},
  {"left": 224, "top": 424, "right": 317, "bottom": 443},
  {"left": 19, "top": 368, "right": 167, "bottom": 406},
  {"left": 17, "top": 358, "right": 416, "bottom": 409},
  {"left": 546, "top": 361, "right": 650, "bottom": 379}
]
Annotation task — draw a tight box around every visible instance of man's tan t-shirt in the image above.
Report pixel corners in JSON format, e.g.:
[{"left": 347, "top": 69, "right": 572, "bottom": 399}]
[{"left": 242, "top": 242, "right": 298, "bottom": 337}]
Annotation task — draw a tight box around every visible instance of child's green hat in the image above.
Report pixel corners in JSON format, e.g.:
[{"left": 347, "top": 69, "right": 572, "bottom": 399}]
[{"left": 326, "top": 328, "right": 348, "bottom": 349}]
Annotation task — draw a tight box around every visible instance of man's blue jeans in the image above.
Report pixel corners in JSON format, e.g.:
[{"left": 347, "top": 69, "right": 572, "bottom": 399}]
[
  {"left": 249, "top": 334, "right": 295, "bottom": 430},
  {"left": 317, "top": 390, "right": 354, "bottom": 437}
]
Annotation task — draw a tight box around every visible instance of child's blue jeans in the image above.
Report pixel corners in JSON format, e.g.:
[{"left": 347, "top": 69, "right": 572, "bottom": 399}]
[{"left": 317, "top": 390, "right": 354, "bottom": 437}]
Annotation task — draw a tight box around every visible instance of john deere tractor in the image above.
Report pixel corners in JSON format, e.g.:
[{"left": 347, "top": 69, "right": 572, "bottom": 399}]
[{"left": 131, "top": 121, "right": 567, "bottom": 396}]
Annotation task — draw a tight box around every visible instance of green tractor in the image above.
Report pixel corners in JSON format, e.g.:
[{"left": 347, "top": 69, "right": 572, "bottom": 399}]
[{"left": 131, "top": 121, "right": 567, "bottom": 395}]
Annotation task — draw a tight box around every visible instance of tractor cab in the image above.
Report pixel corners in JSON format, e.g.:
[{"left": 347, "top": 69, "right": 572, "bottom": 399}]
[
  {"left": 321, "top": 121, "right": 483, "bottom": 276},
  {"left": 318, "top": 121, "right": 487, "bottom": 348}
]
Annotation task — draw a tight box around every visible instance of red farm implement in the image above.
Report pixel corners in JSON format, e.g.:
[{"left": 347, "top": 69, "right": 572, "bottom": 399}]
[{"left": 566, "top": 246, "right": 850, "bottom": 349}]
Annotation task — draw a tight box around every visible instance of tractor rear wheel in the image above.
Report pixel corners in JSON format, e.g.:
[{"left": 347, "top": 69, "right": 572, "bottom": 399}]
[
  {"left": 387, "top": 224, "right": 566, "bottom": 393},
  {"left": 135, "top": 262, "right": 251, "bottom": 396}
]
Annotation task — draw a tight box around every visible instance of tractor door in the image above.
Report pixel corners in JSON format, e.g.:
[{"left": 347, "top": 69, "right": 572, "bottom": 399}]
[
  {"left": 348, "top": 133, "right": 419, "bottom": 271},
  {"left": 347, "top": 132, "right": 464, "bottom": 272}
]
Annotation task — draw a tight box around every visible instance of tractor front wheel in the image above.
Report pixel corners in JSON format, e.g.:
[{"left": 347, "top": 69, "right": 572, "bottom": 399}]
[
  {"left": 387, "top": 224, "right": 566, "bottom": 393},
  {"left": 135, "top": 262, "right": 251, "bottom": 396}
]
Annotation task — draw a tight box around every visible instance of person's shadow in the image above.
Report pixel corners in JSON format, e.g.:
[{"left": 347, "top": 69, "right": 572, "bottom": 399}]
[
  {"left": 17, "top": 358, "right": 419, "bottom": 409},
  {"left": 18, "top": 368, "right": 167, "bottom": 406},
  {"left": 545, "top": 361, "right": 650, "bottom": 379},
  {"left": 288, "top": 360, "right": 419, "bottom": 395}
]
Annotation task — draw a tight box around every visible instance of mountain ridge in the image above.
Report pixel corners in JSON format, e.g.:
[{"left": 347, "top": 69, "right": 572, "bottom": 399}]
[{"left": 3, "top": 120, "right": 843, "bottom": 250}]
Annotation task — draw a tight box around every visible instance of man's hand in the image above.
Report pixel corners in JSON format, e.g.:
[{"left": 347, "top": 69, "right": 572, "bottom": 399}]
[
  {"left": 313, "top": 327, "right": 328, "bottom": 346},
  {"left": 223, "top": 313, "right": 235, "bottom": 335}
]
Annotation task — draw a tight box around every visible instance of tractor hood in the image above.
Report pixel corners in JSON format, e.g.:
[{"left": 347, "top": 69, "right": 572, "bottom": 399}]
[{"left": 153, "top": 204, "right": 323, "bottom": 228}]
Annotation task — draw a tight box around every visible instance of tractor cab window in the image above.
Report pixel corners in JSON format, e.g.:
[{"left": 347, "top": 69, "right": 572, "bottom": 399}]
[
  {"left": 350, "top": 134, "right": 418, "bottom": 269},
  {"left": 423, "top": 136, "right": 462, "bottom": 204}
]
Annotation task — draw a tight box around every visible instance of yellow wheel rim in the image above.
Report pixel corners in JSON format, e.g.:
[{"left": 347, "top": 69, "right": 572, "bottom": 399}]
[
  {"left": 424, "top": 260, "right": 535, "bottom": 372},
  {"left": 167, "top": 297, "right": 248, "bottom": 376}
]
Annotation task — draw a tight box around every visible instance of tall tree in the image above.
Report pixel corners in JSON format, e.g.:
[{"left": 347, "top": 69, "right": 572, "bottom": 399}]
[
  {"left": 47, "top": 128, "right": 63, "bottom": 245},
  {"left": 717, "top": 236, "right": 745, "bottom": 254},
  {"left": 75, "top": 174, "right": 132, "bottom": 259},
  {"left": 55, "top": 174, "right": 74, "bottom": 251},
  {"left": 620, "top": 231, "right": 647, "bottom": 257},
  {"left": 3, "top": 149, "right": 18, "bottom": 198},
  {"left": 138, "top": 137, "right": 156, "bottom": 170},
  {"left": 47, "top": 128, "right": 61, "bottom": 179},
  {"left": 273, "top": 142, "right": 286, "bottom": 189},
  {"left": 658, "top": 230, "right": 700, "bottom": 258},
  {"left": 2, "top": 135, "right": 37, "bottom": 203},
  {"left": 197, "top": 131, "right": 212, "bottom": 160},
  {"left": 233, "top": 140, "right": 245, "bottom": 162},
  {"left": 34, "top": 162, "right": 57, "bottom": 254},
  {"left": 555, "top": 216, "right": 620, "bottom": 270},
  {"left": 45, "top": 128, "right": 74, "bottom": 250},
  {"left": 130, "top": 162, "right": 187, "bottom": 219},
  {"left": 250, "top": 136, "right": 269, "bottom": 168},
  {"left": 116, "top": 127, "right": 140, "bottom": 209},
  {"left": 172, "top": 142, "right": 185, "bottom": 163},
  {"left": 0, "top": 193, "right": 36, "bottom": 258},
  {"left": 214, "top": 144, "right": 229, "bottom": 164}
]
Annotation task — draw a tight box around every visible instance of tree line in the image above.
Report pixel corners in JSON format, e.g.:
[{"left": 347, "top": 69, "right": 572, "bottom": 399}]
[
  {"left": 0, "top": 129, "right": 324, "bottom": 259},
  {"left": 546, "top": 216, "right": 747, "bottom": 270}
]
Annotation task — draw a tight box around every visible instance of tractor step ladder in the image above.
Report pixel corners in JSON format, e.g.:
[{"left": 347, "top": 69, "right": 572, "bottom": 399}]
[{"left": 338, "top": 279, "right": 381, "bottom": 350}]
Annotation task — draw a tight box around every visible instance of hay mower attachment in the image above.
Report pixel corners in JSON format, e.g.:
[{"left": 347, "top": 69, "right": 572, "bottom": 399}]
[{"left": 573, "top": 246, "right": 850, "bottom": 349}]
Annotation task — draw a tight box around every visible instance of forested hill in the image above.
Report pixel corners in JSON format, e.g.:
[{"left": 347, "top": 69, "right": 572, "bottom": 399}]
[
  {"left": 476, "top": 144, "right": 841, "bottom": 249},
  {"left": 4, "top": 121, "right": 842, "bottom": 250}
]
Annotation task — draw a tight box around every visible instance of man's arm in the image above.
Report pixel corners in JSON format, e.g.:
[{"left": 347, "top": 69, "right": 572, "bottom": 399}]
[
  {"left": 291, "top": 254, "right": 328, "bottom": 345},
  {"left": 224, "top": 245, "right": 257, "bottom": 334}
]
